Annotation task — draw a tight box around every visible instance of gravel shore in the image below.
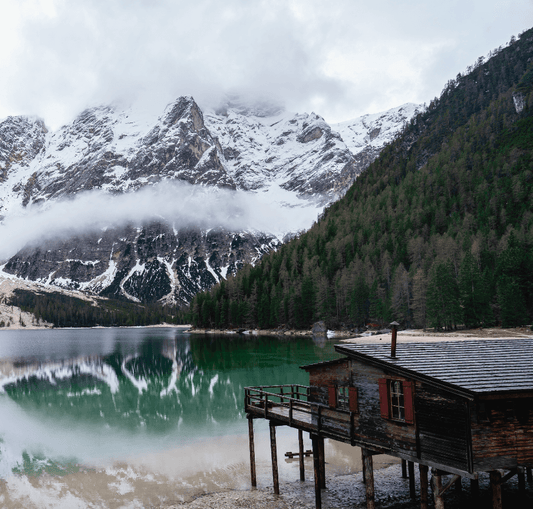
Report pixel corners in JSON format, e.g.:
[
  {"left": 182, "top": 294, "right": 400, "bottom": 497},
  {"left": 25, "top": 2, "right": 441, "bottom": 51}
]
[{"left": 167, "top": 463, "right": 533, "bottom": 509}]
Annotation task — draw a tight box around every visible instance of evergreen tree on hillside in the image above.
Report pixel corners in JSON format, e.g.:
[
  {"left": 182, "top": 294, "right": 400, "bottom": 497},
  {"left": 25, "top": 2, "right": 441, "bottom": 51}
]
[
  {"left": 459, "top": 250, "right": 493, "bottom": 327},
  {"left": 189, "top": 29, "right": 533, "bottom": 331}
]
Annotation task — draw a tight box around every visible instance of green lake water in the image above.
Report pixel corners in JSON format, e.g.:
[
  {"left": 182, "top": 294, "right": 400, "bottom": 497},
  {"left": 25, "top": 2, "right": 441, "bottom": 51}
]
[{"left": 0, "top": 327, "right": 355, "bottom": 507}]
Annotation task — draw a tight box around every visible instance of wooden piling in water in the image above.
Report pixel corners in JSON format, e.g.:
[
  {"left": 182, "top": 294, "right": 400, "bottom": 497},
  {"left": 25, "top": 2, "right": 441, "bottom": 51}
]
[
  {"left": 312, "top": 436, "right": 322, "bottom": 509},
  {"left": 318, "top": 436, "right": 326, "bottom": 489},
  {"left": 269, "top": 422, "right": 279, "bottom": 495},
  {"left": 419, "top": 464, "right": 429, "bottom": 509},
  {"left": 490, "top": 470, "right": 502, "bottom": 509},
  {"left": 298, "top": 429, "right": 305, "bottom": 481},
  {"left": 455, "top": 475, "right": 462, "bottom": 495},
  {"left": 247, "top": 415, "right": 256, "bottom": 488},
  {"left": 518, "top": 466, "right": 526, "bottom": 493},
  {"left": 401, "top": 459, "right": 407, "bottom": 478},
  {"left": 361, "top": 448, "right": 366, "bottom": 484},
  {"left": 362, "top": 449, "right": 375, "bottom": 509},
  {"left": 431, "top": 470, "right": 444, "bottom": 509},
  {"left": 408, "top": 460, "right": 415, "bottom": 499},
  {"left": 471, "top": 475, "right": 479, "bottom": 498}
]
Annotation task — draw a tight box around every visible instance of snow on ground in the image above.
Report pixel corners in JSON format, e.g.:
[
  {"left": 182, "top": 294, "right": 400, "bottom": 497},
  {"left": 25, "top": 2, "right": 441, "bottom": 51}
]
[{"left": 0, "top": 267, "right": 97, "bottom": 329}]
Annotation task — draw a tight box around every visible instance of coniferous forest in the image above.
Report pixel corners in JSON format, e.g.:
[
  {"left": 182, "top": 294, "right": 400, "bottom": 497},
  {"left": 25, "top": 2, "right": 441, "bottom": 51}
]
[
  {"left": 189, "top": 29, "right": 533, "bottom": 331},
  {"left": 8, "top": 289, "right": 183, "bottom": 328}
]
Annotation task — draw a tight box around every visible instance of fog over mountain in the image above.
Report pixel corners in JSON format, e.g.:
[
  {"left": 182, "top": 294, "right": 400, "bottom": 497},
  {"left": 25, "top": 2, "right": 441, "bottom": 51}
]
[
  {"left": 0, "top": 1, "right": 530, "bottom": 130},
  {"left": 0, "top": 96, "right": 419, "bottom": 304}
]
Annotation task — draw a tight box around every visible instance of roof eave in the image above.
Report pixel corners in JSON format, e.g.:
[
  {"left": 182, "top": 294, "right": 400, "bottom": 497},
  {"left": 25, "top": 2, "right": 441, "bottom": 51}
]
[
  {"left": 300, "top": 356, "right": 348, "bottom": 371},
  {"left": 334, "top": 344, "right": 477, "bottom": 401}
]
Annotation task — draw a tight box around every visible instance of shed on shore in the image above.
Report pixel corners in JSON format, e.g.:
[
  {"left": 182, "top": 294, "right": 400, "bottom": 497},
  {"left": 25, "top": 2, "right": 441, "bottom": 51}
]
[{"left": 245, "top": 337, "right": 533, "bottom": 508}]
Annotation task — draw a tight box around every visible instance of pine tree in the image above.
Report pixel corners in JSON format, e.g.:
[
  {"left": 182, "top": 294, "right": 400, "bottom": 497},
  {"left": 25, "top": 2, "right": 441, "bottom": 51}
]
[
  {"left": 459, "top": 250, "right": 493, "bottom": 327},
  {"left": 411, "top": 268, "right": 428, "bottom": 329},
  {"left": 427, "top": 260, "right": 461, "bottom": 330}
]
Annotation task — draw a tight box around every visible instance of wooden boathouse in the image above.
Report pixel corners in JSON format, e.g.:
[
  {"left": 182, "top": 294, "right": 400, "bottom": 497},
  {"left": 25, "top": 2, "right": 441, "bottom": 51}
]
[{"left": 244, "top": 336, "right": 533, "bottom": 508}]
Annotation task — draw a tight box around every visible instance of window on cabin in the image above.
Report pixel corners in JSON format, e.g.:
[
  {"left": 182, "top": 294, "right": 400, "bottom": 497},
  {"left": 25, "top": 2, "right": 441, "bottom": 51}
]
[
  {"left": 328, "top": 385, "right": 358, "bottom": 412},
  {"left": 337, "top": 386, "right": 349, "bottom": 410},
  {"left": 390, "top": 380, "right": 405, "bottom": 420},
  {"left": 379, "top": 378, "right": 414, "bottom": 424}
]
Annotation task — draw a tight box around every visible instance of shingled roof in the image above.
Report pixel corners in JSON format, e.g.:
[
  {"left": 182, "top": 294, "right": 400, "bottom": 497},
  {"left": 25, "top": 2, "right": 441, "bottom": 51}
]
[{"left": 335, "top": 338, "right": 533, "bottom": 398}]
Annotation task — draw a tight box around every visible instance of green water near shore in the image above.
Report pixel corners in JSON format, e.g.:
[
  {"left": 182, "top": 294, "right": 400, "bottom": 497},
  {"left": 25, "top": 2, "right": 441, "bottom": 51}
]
[{"left": 0, "top": 328, "right": 340, "bottom": 477}]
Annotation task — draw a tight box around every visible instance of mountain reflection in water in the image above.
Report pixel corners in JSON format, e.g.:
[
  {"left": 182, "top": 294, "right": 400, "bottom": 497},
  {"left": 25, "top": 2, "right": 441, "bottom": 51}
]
[
  {"left": 0, "top": 329, "right": 338, "bottom": 475},
  {"left": 1, "top": 338, "right": 189, "bottom": 433}
]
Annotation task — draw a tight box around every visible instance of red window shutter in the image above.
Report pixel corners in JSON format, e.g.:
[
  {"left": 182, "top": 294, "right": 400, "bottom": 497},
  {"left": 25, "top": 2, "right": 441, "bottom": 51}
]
[
  {"left": 328, "top": 385, "right": 337, "bottom": 408},
  {"left": 349, "top": 387, "right": 358, "bottom": 413},
  {"left": 378, "top": 378, "right": 389, "bottom": 418},
  {"left": 403, "top": 381, "right": 414, "bottom": 424}
]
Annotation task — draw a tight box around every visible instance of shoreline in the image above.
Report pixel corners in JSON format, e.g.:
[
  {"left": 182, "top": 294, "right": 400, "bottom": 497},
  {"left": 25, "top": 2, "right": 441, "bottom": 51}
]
[
  {"left": 0, "top": 323, "right": 192, "bottom": 332},
  {"left": 188, "top": 325, "right": 533, "bottom": 340}
]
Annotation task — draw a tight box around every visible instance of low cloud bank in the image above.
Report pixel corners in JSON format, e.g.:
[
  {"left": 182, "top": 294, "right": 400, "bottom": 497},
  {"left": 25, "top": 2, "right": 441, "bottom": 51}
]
[{"left": 0, "top": 182, "right": 320, "bottom": 261}]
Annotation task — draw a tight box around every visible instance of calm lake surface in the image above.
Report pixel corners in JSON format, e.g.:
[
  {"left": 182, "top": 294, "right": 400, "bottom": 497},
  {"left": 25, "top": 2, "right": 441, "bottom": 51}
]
[{"left": 1, "top": 327, "right": 386, "bottom": 507}]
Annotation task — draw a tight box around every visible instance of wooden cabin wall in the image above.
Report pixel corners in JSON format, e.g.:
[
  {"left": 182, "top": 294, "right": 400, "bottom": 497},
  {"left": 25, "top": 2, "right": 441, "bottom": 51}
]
[
  {"left": 308, "top": 359, "right": 350, "bottom": 406},
  {"left": 350, "top": 361, "right": 417, "bottom": 458},
  {"left": 307, "top": 359, "right": 472, "bottom": 473},
  {"left": 471, "top": 396, "right": 533, "bottom": 471},
  {"left": 415, "top": 384, "right": 471, "bottom": 472}
]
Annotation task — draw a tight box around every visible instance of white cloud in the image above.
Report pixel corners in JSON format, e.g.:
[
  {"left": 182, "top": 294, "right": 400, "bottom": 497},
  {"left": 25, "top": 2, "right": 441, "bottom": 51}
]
[
  {"left": 0, "top": 182, "right": 319, "bottom": 260},
  {"left": 0, "top": 0, "right": 531, "bottom": 129}
]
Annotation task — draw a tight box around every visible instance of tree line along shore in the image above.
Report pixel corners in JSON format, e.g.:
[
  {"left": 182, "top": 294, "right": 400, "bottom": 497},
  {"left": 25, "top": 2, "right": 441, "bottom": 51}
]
[{"left": 188, "top": 30, "right": 533, "bottom": 334}]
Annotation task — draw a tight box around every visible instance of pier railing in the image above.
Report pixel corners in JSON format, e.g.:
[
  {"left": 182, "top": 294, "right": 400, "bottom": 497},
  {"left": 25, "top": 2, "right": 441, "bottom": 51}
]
[{"left": 244, "top": 385, "right": 357, "bottom": 443}]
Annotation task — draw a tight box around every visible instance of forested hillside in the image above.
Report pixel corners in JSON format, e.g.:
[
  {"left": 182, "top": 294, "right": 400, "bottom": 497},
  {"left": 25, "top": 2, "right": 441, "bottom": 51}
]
[
  {"left": 189, "top": 29, "right": 533, "bottom": 331},
  {"left": 8, "top": 290, "right": 183, "bottom": 328}
]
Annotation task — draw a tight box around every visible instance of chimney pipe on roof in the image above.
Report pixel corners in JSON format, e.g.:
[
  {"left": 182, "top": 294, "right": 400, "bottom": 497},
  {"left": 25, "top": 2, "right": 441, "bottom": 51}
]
[{"left": 390, "top": 321, "right": 399, "bottom": 358}]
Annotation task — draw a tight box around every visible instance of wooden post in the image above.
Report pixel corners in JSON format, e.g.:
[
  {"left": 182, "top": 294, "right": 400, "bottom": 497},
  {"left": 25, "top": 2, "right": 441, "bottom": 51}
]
[
  {"left": 361, "top": 448, "right": 367, "bottom": 484},
  {"left": 527, "top": 467, "right": 532, "bottom": 483},
  {"left": 318, "top": 436, "right": 326, "bottom": 489},
  {"left": 298, "top": 429, "right": 305, "bottom": 482},
  {"left": 269, "top": 422, "right": 279, "bottom": 495},
  {"left": 455, "top": 475, "right": 462, "bottom": 494},
  {"left": 471, "top": 475, "right": 479, "bottom": 498},
  {"left": 247, "top": 416, "right": 257, "bottom": 488},
  {"left": 419, "top": 464, "right": 429, "bottom": 509},
  {"left": 408, "top": 461, "right": 416, "bottom": 499},
  {"left": 490, "top": 470, "right": 502, "bottom": 509},
  {"left": 401, "top": 459, "right": 407, "bottom": 478},
  {"left": 362, "top": 449, "right": 375, "bottom": 509},
  {"left": 518, "top": 466, "right": 526, "bottom": 493},
  {"left": 312, "top": 436, "right": 322, "bottom": 509},
  {"left": 431, "top": 469, "right": 445, "bottom": 509}
]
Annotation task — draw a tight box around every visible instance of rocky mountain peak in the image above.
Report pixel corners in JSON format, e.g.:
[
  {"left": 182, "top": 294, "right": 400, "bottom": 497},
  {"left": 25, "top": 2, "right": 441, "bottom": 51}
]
[
  {"left": 0, "top": 96, "right": 420, "bottom": 305},
  {"left": 0, "top": 116, "right": 47, "bottom": 184}
]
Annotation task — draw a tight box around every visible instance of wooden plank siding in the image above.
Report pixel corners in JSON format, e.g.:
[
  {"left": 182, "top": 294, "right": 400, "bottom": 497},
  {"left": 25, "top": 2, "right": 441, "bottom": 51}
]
[
  {"left": 349, "top": 362, "right": 418, "bottom": 459},
  {"left": 471, "top": 396, "right": 533, "bottom": 470},
  {"left": 305, "top": 358, "right": 472, "bottom": 474},
  {"left": 415, "top": 385, "right": 470, "bottom": 472},
  {"left": 307, "top": 359, "right": 472, "bottom": 472}
]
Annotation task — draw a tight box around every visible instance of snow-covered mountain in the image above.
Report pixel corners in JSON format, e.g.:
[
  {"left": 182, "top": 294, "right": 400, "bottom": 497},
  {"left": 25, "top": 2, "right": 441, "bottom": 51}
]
[{"left": 0, "top": 97, "right": 420, "bottom": 305}]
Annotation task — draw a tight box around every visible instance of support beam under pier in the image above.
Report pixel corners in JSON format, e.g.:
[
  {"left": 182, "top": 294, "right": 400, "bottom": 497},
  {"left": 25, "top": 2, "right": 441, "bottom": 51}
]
[
  {"left": 419, "top": 464, "right": 429, "bottom": 509},
  {"left": 490, "top": 470, "right": 502, "bottom": 509},
  {"left": 269, "top": 422, "right": 279, "bottom": 495},
  {"left": 362, "top": 448, "right": 375, "bottom": 509},
  {"left": 247, "top": 416, "right": 257, "bottom": 488},
  {"left": 312, "top": 435, "right": 322, "bottom": 509},
  {"left": 298, "top": 429, "right": 305, "bottom": 482}
]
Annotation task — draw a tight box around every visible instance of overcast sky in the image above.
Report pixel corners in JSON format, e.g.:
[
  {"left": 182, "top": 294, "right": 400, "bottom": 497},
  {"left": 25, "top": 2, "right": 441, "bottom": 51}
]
[{"left": 0, "top": 0, "right": 531, "bottom": 130}]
